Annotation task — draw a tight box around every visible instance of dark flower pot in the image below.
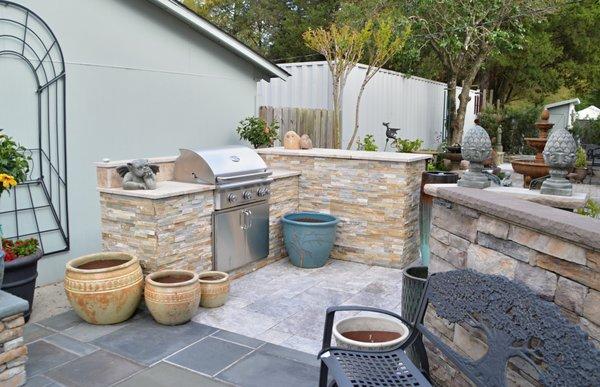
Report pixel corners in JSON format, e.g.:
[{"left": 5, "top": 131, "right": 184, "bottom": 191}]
[{"left": 1, "top": 249, "right": 43, "bottom": 321}]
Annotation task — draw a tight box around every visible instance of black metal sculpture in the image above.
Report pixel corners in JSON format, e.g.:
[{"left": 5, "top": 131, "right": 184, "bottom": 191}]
[
  {"left": 420, "top": 270, "right": 600, "bottom": 387},
  {"left": 383, "top": 122, "right": 401, "bottom": 151}
]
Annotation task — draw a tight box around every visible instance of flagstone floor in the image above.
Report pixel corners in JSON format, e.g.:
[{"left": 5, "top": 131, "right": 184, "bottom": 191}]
[{"left": 25, "top": 259, "right": 406, "bottom": 386}]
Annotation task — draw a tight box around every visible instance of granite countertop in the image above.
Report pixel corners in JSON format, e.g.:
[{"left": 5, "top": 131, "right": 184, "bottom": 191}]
[
  {"left": 97, "top": 169, "right": 300, "bottom": 199},
  {"left": 256, "top": 147, "right": 432, "bottom": 162}
]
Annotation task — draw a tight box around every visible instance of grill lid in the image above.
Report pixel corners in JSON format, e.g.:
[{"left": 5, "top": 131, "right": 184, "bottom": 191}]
[{"left": 174, "top": 146, "right": 268, "bottom": 184}]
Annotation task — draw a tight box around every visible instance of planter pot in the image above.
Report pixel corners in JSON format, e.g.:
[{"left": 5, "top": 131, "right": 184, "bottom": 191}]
[
  {"left": 333, "top": 316, "right": 410, "bottom": 351},
  {"left": 1, "top": 249, "right": 43, "bottom": 321},
  {"left": 64, "top": 252, "right": 143, "bottom": 325},
  {"left": 0, "top": 250, "right": 4, "bottom": 287},
  {"left": 145, "top": 270, "right": 200, "bottom": 325},
  {"left": 574, "top": 167, "right": 588, "bottom": 182},
  {"left": 402, "top": 266, "right": 429, "bottom": 368},
  {"left": 281, "top": 212, "right": 340, "bottom": 268},
  {"left": 198, "top": 271, "right": 229, "bottom": 308}
]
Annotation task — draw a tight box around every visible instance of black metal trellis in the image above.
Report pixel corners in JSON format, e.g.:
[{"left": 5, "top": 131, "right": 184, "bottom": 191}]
[{"left": 0, "top": 1, "right": 69, "bottom": 255}]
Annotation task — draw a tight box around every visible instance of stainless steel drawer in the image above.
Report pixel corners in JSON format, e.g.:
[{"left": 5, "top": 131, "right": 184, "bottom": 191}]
[{"left": 212, "top": 201, "right": 269, "bottom": 272}]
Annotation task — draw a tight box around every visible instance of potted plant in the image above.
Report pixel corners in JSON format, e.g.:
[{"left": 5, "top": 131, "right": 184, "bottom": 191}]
[
  {"left": 2, "top": 239, "right": 43, "bottom": 321},
  {"left": 236, "top": 116, "right": 279, "bottom": 149},
  {"left": 356, "top": 134, "right": 378, "bottom": 151},
  {"left": 395, "top": 138, "right": 423, "bottom": 153},
  {"left": 64, "top": 252, "right": 143, "bottom": 324},
  {"left": 573, "top": 146, "right": 588, "bottom": 181},
  {"left": 198, "top": 271, "right": 230, "bottom": 308},
  {"left": 281, "top": 212, "right": 340, "bottom": 268},
  {"left": 333, "top": 315, "right": 410, "bottom": 351},
  {"left": 145, "top": 270, "right": 201, "bottom": 325}
]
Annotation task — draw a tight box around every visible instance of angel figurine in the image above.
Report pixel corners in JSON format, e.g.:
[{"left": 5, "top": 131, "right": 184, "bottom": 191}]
[{"left": 116, "top": 159, "right": 160, "bottom": 190}]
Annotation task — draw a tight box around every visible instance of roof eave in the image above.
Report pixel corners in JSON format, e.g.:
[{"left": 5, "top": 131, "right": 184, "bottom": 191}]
[
  {"left": 545, "top": 98, "right": 581, "bottom": 109},
  {"left": 146, "top": 0, "right": 289, "bottom": 80}
]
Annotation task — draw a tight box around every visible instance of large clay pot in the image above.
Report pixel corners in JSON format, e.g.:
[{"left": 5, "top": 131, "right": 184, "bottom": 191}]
[
  {"left": 198, "top": 271, "right": 229, "bottom": 308},
  {"left": 64, "top": 252, "right": 143, "bottom": 325},
  {"left": 281, "top": 212, "right": 339, "bottom": 268},
  {"left": 145, "top": 270, "right": 200, "bottom": 325}
]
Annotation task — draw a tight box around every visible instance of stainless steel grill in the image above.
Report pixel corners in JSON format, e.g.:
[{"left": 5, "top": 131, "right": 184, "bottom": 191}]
[{"left": 173, "top": 146, "right": 271, "bottom": 272}]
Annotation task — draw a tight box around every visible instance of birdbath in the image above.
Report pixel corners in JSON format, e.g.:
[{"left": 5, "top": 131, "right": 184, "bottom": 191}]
[{"left": 510, "top": 109, "right": 552, "bottom": 187}]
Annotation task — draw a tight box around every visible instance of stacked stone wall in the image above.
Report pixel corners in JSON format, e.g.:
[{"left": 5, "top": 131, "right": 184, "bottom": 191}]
[{"left": 0, "top": 314, "right": 27, "bottom": 387}]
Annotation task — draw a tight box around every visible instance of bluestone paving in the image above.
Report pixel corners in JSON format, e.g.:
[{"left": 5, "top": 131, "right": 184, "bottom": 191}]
[
  {"left": 23, "top": 323, "right": 54, "bottom": 344},
  {"left": 166, "top": 336, "right": 253, "bottom": 376},
  {"left": 37, "top": 310, "right": 81, "bottom": 331},
  {"left": 116, "top": 362, "right": 233, "bottom": 387},
  {"left": 257, "top": 342, "right": 320, "bottom": 367},
  {"left": 211, "top": 330, "right": 265, "bottom": 348},
  {"left": 43, "top": 333, "right": 99, "bottom": 356},
  {"left": 24, "top": 374, "right": 62, "bottom": 387},
  {"left": 45, "top": 350, "right": 143, "bottom": 387},
  {"left": 91, "top": 318, "right": 217, "bottom": 365},
  {"left": 27, "top": 340, "right": 78, "bottom": 377}
]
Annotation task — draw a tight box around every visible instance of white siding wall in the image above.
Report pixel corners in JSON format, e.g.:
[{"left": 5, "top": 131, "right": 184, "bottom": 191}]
[
  {"left": 1, "top": 0, "right": 268, "bottom": 284},
  {"left": 257, "top": 61, "right": 479, "bottom": 149}
]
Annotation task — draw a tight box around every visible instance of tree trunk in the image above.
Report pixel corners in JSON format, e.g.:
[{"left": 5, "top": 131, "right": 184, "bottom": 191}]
[
  {"left": 346, "top": 82, "right": 367, "bottom": 150},
  {"left": 332, "top": 79, "right": 342, "bottom": 149},
  {"left": 453, "top": 85, "right": 473, "bottom": 144},
  {"left": 446, "top": 78, "right": 457, "bottom": 143}
]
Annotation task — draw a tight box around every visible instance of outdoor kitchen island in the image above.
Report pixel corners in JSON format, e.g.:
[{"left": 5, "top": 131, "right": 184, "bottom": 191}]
[{"left": 95, "top": 147, "right": 429, "bottom": 277}]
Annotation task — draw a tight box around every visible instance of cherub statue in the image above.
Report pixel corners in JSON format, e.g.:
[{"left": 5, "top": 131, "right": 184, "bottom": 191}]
[{"left": 116, "top": 159, "right": 159, "bottom": 190}]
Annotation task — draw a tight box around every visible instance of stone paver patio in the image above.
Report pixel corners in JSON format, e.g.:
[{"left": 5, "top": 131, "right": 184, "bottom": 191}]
[{"left": 24, "top": 259, "right": 405, "bottom": 386}]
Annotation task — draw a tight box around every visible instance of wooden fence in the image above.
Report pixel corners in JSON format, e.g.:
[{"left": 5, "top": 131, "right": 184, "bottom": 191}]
[{"left": 259, "top": 106, "right": 336, "bottom": 148}]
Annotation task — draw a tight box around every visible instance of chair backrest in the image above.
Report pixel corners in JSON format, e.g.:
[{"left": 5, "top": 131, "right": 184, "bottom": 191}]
[{"left": 414, "top": 269, "right": 600, "bottom": 387}]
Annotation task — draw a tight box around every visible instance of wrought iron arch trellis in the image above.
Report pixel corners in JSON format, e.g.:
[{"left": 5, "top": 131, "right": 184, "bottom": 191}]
[{"left": 0, "top": 0, "right": 69, "bottom": 255}]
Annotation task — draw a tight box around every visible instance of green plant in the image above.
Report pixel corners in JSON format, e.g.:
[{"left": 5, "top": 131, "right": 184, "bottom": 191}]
[
  {"left": 575, "top": 147, "right": 587, "bottom": 168},
  {"left": 573, "top": 118, "right": 600, "bottom": 145},
  {"left": 356, "top": 134, "right": 378, "bottom": 151},
  {"left": 236, "top": 117, "right": 279, "bottom": 148},
  {"left": 395, "top": 138, "right": 423, "bottom": 153},
  {"left": 2, "top": 238, "right": 39, "bottom": 262},
  {"left": 478, "top": 105, "right": 540, "bottom": 154},
  {"left": 576, "top": 199, "right": 600, "bottom": 219},
  {"left": 0, "top": 131, "right": 31, "bottom": 196}
]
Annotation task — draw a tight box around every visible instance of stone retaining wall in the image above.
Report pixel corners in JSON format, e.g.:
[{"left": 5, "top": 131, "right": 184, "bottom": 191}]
[
  {"left": 260, "top": 153, "right": 426, "bottom": 268},
  {"left": 100, "top": 176, "right": 299, "bottom": 275},
  {"left": 0, "top": 291, "right": 28, "bottom": 387},
  {"left": 424, "top": 185, "right": 600, "bottom": 386}
]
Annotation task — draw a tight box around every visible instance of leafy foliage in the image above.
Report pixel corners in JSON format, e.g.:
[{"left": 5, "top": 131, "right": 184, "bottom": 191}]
[
  {"left": 0, "top": 131, "right": 31, "bottom": 196},
  {"left": 2, "top": 238, "right": 39, "bottom": 262},
  {"left": 236, "top": 117, "right": 279, "bottom": 148},
  {"left": 478, "top": 105, "right": 540, "bottom": 154},
  {"left": 575, "top": 147, "right": 587, "bottom": 168},
  {"left": 576, "top": 199, "right": 600, "bottom": 219},
  {"left": 573, "top": 118, "right": 600, "bottom": 145},
  {"left": 395, "top": 138, "right": 423, "bottom": 153},
  {"left": 356, "top": 134, "right": 378, "bottom": 151}
]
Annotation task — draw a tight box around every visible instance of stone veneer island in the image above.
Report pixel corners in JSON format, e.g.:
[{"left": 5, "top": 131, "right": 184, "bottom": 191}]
[{"left": 96, "top": 147, "right": 430, "bottom": 277}]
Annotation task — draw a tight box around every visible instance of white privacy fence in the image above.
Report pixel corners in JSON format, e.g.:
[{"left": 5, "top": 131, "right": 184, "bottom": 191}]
[{"left": 257, "top": 61, "right": 479, "bottom": 149}]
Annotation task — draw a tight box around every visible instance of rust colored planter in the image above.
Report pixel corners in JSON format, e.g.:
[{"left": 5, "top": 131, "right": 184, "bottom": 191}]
[
  {"left": 64, "top": 252, "right": 143, "bottom": 325},
  {"left": 198, "top": 271, "right": 229, "bottom": 308},
  {"left": 145, "top": 270, "right": 200, "bottom": 325}
]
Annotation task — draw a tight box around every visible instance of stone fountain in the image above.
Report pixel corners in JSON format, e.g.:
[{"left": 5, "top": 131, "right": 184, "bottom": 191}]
[{"left": 510, "top": 109, "right": 552, "bottom": 187}]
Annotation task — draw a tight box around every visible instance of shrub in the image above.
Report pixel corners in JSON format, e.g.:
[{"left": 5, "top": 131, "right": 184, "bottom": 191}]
[
  {"left": 356, "top": 134, "right": 378, "bottom": 151},
  {"left": 236, "top": 117, "right": 279, "bottom": 148},
  {"left": 575, "top": 147, "right": 587, "bottom": 168},
  {"left": 395, "top": 138, "right": 423, "bottom": 153},
  {"left": 478, "top": 105, "right": 541, "bottom": 154},
  {"left": 573, "top": 118, "right": 600, "bottom": 145},
  {"left": 576, "top": 199, "right": 600, "bottom": 219}
]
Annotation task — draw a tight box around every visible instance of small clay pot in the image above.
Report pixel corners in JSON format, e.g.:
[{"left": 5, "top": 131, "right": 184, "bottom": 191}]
[
  {"left": 198, "top": 271, "right": 230, "bottom": 308},
  {"left": 333, "top": 316, "right": 410, "bottom": 351},
  {"left": 145, "top": 270, "right": 200, "bottom": 325}
]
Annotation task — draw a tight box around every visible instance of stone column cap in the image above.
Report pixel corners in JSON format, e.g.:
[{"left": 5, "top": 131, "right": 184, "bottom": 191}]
[{"left": 0, "top": 291, "right": 28, "bottom": 320}]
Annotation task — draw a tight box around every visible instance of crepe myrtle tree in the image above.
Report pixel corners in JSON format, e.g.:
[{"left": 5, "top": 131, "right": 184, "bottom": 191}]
[
  {"left": 428, "top": 270, "right": 600, "bottom": 386},
  {"left": 404, "top": 0, "right": 560, "bottom": 144},
  {"left": 304, "top": 24, "right": 371, "bottom": 149}
]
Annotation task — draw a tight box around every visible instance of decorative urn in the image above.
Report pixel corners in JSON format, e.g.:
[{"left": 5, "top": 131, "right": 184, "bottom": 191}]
[
  {"left": 457, "top": 122, "right": 492, "bottom": 189},
  {"left": 540, "top": 125, "right": 577, "bottom": 196}
]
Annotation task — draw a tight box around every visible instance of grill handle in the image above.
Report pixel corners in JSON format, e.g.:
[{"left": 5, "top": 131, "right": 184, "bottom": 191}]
[{"left": 216, "top": 170, "right": 272, "bottom": 182}]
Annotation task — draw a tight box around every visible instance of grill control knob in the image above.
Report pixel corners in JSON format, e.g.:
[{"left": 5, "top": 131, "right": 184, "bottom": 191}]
[
  {"left": 228, "top": 194, "right": 238, "bottom": 203},
  {"left": 243, "top": 191, "right": 252, "bottom": 200},
  {"left": 257, "top": 187, "right": 268, "bottom": 197}
]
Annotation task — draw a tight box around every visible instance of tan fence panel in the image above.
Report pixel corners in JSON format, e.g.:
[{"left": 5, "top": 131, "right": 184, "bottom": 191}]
[{"left": 259, "top": 106, "right": 334, "bottom": 148}]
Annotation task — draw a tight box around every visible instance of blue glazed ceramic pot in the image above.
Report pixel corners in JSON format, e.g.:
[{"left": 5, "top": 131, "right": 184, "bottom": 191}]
[
  {"left": 0, "top": 250, "right": 4, "bottom": 287},
  {"left": 281, "top": 212, "right": 339, "bottom": 268}
]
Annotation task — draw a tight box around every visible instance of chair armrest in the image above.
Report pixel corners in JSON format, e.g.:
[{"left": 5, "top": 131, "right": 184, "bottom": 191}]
[{"left": 320, "top": 305, "right": 415, "bottom": 354}]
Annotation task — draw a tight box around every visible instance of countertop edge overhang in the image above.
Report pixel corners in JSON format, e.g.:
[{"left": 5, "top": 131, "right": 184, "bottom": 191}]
[
  {"left": 256, "top": 147, "right": 432, "bottom": 162},
  {"left": 97, "top": 169, "right": 300, "bottom": 199}
]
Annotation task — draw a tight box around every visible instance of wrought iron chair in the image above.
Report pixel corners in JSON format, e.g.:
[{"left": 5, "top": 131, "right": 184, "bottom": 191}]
[{"left": 318, "top": 269, "right": 600, "bottom": 387}]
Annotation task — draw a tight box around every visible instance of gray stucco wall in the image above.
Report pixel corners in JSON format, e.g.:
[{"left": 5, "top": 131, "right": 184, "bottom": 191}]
[{"left": 0, "top": 0, "right": 269, "bottom": 284}]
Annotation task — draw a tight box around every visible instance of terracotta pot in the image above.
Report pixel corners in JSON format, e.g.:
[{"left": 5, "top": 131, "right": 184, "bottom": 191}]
[
  {"left": 198, "top": 271, "right": 229, "bottom": 308},
  {"left": 145, "top": 270, "right": 200, "bottom": 325},
  {"left": 333, "top": 316, "right": 410, "bottom": 351},
  {"left": 64, "top": 252, "right": 143, "bottom": 325}
]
